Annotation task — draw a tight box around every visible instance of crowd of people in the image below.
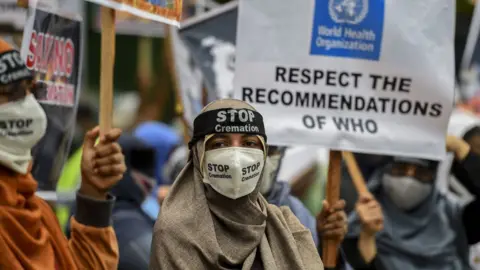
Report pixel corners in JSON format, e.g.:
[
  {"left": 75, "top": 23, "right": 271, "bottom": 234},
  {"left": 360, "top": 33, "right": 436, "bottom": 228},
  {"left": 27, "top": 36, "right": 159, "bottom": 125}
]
[{"left": 1, "top": 9, "right": 480, "bottom": 267}]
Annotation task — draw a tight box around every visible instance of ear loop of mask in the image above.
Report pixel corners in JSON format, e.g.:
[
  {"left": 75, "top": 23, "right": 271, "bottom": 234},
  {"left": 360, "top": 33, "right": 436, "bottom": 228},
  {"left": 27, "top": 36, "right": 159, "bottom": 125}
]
[{"left": 199, "top": 134, "right": 267, "bottom": 176}]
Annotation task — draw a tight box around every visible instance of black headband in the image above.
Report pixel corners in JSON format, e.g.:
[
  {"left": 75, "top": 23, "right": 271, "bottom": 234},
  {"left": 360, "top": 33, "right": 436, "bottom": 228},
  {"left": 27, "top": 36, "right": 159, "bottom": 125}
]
[
  {"left": 189, "top": 108, "right": 267, "bottom": 148},
  {"left": 0, "top": 50, "right": 33, "bottom": 86}
]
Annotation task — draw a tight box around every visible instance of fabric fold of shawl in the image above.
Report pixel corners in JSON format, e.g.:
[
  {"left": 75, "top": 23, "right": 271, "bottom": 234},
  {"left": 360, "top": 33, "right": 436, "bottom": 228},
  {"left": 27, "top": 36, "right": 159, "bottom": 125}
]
[{"left": 149, "top": 99, "right": 322, "bottom": 270}]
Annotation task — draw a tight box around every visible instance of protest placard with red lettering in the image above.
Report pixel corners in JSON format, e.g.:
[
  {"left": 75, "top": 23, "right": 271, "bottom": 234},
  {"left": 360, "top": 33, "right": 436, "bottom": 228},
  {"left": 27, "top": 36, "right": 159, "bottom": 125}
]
[{"left": 21, "top": 7, "right": 82, "bottom": 191}]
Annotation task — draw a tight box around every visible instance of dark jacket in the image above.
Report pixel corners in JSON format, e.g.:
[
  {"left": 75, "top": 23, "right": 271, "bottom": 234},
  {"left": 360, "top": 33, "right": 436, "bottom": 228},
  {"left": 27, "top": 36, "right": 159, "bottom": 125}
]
[{"left": 110, "top": 135, "right": 157, "bottom": 270}]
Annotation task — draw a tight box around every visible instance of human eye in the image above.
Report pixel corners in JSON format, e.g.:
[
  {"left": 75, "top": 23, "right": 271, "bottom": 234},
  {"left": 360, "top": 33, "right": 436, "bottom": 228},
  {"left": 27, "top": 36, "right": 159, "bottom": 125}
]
[
  {"left": 207, "top": 138, "right": 229, "bottom": 149},
  {"left": 242, "top": 136, "right": 261, "bottom": 149},
  {"left": 415, "top": 168, "right": 434, "bottom": 182},
  {"left": 245, "top": 140, "right": 258, "bottom": 147}
]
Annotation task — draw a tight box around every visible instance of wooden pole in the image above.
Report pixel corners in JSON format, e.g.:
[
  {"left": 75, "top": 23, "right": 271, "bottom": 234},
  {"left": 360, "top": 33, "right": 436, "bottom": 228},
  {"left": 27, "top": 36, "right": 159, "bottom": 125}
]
[
  {"left": 342, "top": 151, "right": 369, "bottom": 194},
  {"left": 99, "top": 7, "right": 115, "bottom": 135},
  {"left": 322, "top": 150, "right": 342, "bottom": 268}
]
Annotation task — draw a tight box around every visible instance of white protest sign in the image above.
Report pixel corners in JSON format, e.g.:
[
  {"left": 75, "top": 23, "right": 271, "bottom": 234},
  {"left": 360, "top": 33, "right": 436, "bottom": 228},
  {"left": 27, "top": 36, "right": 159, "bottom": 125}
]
[{"left": 233, "top": 0, "right": 455, "bottom": 160}]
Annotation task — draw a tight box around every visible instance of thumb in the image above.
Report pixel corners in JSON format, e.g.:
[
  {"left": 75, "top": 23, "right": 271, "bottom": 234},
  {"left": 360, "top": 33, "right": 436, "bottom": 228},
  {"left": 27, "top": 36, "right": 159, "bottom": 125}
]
[
  {"left": 318, "top": 200, "right": 330, "bottom": 220},
  {"left": 83, "top": 126, "right": 100, "bottom": 150}
]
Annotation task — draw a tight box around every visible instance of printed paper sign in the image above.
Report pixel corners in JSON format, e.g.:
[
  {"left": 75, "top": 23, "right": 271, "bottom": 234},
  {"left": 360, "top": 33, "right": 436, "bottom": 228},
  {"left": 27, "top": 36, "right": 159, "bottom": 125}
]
[
  {"left": 21, "top": 7, "right": 82, "bottom": 191},
  {"left": 84, "top": 0, "right": 182, "bottom": 26},
  {"left": 233, "top": 0, "right": 455, "bottom": 160}
]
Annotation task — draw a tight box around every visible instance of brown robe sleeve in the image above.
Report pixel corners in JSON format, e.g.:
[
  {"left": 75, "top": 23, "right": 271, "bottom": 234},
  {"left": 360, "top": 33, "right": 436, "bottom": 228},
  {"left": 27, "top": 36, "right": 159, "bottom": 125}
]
[{"left": 31, "top": 193, "right": 119, "bottom": 269}]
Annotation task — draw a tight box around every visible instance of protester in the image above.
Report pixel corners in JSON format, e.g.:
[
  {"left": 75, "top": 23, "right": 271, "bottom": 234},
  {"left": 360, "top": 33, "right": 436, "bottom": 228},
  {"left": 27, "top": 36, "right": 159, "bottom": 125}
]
[
  {"left": 150, "top": 99, "right": 323, "bottom": 269},
  {"left": 111, "top": 134, "right": 157, "bottom": 270},
  {"left": 0, "top": 39, "right": 126, "bottom": 269},
  {"left": 343, "top": 135, "right": 480, "bottom": 270},
  {"left": 134, "top": 121, "right": 181, "bottom": 218}
]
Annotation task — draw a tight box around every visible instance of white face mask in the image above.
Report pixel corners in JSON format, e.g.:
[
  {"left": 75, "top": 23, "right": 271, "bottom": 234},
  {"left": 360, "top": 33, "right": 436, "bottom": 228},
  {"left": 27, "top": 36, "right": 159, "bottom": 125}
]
[
  {"left": 260, "top": 154, "right": 281, "bottom": 195},
  {"left": 382, "top": 174, "right": 432, "bottom": 211},
  {"left": 202, "top": 147, "right": 264, "bottom": 199},
  {"left": 0, "top": 94, "right": 47, "bottom": 174}
]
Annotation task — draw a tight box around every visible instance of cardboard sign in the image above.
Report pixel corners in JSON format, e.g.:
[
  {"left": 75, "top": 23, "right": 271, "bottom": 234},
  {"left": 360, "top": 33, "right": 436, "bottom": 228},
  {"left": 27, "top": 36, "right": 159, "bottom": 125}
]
[
  {"left": 233, "top": 0, "right": 455, "bottom": 160},
  {"left": 85, "top": 0, "right": 182, "bottom": 26},
  {"left": 21, "top": 7, "right": 82, "bottom": 191}
]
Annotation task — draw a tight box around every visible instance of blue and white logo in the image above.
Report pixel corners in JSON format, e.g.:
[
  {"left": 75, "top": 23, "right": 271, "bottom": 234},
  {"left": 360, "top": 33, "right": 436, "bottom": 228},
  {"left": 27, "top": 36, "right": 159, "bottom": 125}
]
[
  {"left": 329, "top": 0, "right": 368, "bottom": 25},
  {"left": 310, "top": 0, "right": 385, "bottom": 61}
]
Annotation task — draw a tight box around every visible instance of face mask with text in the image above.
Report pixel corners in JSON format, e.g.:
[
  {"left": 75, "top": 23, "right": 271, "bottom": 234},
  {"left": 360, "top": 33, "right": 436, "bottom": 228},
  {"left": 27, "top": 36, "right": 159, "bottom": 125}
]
[{"left": 202, "top": 147, "right": 264, "bottom": 199}]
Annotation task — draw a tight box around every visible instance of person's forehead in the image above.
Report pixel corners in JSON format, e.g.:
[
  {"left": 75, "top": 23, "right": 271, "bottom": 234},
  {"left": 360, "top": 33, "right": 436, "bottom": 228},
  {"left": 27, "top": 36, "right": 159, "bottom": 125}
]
[{"left": 392, "top": 162, "right": 434, "bottom": 172}]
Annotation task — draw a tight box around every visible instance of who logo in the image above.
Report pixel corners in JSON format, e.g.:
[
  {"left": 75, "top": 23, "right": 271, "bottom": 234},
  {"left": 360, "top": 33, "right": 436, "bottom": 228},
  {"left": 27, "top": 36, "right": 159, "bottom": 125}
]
[
  {"left": 329, "top": 0, "right": 368, "bottom": 25},
  {"left": 309, "top": 0, "right": 385, "bottom": 61}
]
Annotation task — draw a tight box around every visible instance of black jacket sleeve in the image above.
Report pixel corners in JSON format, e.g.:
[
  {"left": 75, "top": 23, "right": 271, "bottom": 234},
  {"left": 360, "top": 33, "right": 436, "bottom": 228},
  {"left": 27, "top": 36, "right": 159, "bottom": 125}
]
[
  {"left": 342, "top": 238, "right": 386, "bottom": 270},
  {"left": 451, "top": 151, "right": 480, "bottom": 245}
]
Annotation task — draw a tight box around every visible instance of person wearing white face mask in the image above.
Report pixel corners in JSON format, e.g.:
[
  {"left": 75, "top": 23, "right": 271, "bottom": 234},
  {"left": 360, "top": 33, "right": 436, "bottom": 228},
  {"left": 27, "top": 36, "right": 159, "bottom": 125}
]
[
  {"left": 0, "top": 39, "right": 127, "bottom": 269},
  {"left": 342, "top": 135, "right": 480, "bottom": 270},
  {"left": 150, "top": 99, "right": 323, "bottom": 270}
]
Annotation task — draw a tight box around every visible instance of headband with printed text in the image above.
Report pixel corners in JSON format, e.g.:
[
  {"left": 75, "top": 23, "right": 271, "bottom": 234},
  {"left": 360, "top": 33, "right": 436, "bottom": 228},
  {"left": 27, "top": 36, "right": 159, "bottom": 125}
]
[
  {"left": 189, "top": 108, "right": 267, "bottom": 149},
  {"left": 0, "top": 50, "right": 33, "bottom": 86}
]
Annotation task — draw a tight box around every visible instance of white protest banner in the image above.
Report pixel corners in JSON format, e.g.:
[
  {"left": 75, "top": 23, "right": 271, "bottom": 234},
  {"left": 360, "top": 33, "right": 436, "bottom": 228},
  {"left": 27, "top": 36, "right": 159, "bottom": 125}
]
[{"left": 233, "top": 0, "right": 455, "bottom": 160}]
